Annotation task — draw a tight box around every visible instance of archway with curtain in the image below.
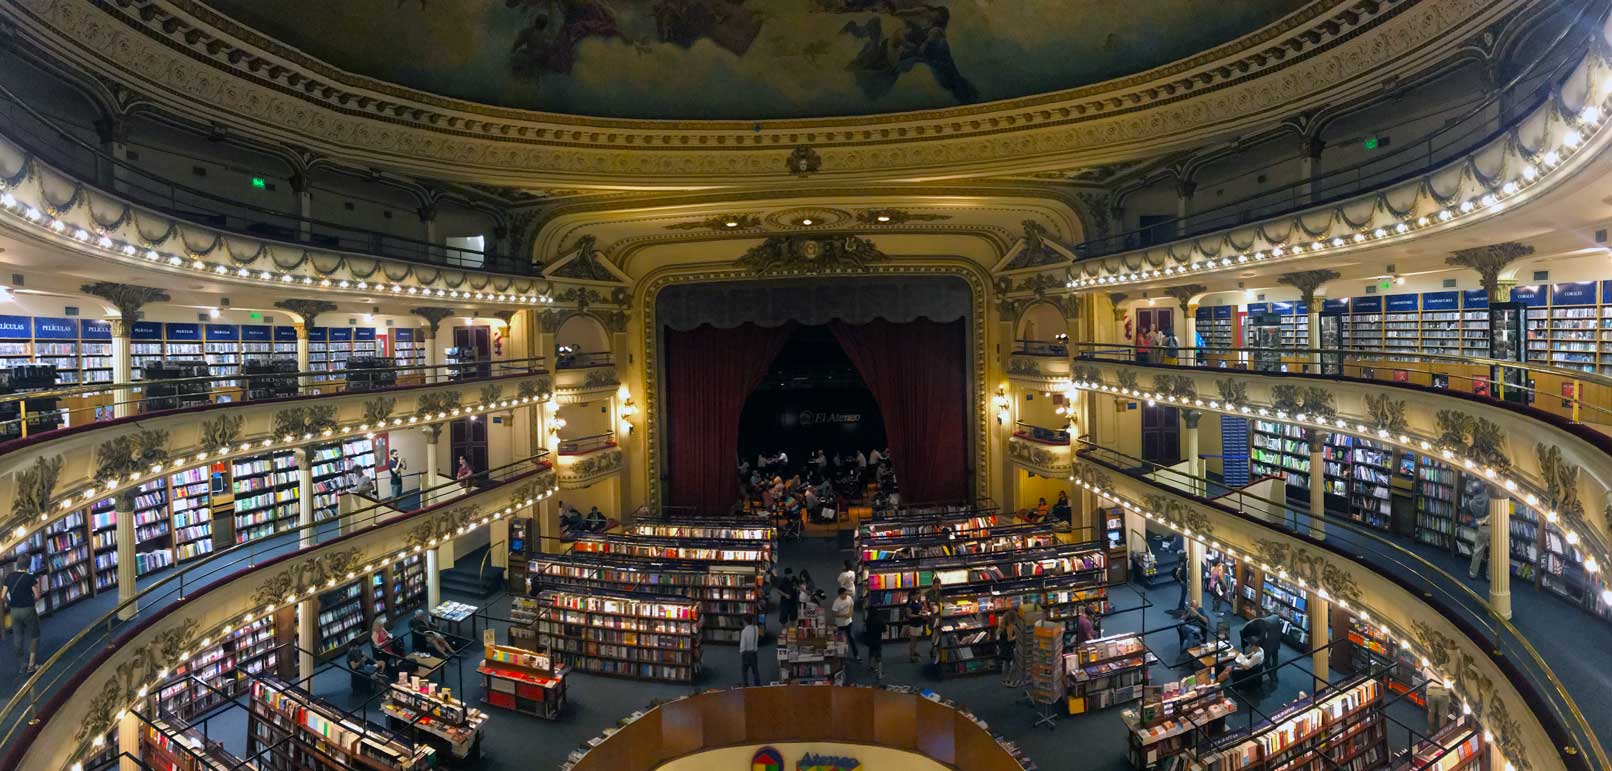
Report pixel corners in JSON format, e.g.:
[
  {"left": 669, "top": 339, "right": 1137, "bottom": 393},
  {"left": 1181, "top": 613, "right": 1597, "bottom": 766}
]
[{"left": 658, "top": 276, "right": 974, "bottom": 513}]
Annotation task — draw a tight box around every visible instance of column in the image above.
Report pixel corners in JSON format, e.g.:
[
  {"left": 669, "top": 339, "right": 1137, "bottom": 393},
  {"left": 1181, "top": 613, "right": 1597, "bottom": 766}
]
[
  {"left": 1489, "top": 494, "right": 1512, "bottom": 619},
  {"left": 114, "top": 492, "right": 137, "bottom": 621},
  {"left": 422, "top": 422, "right": 441, "bottom": 506},
  {"left": 1297, "top": 138, "right": 1325, "bottom": 206},
  {"left": 294, "top": 322, "right": 311, "bottom": 394},
  {"left": 1184, "top": 304, "right": 1199, "bottom": 366},
  {"left": 295, "top": 447, "right": 315, "bottom": 549},
  {"left": 1182, "top": 410, "right": 1203, "bottom": 496},
  {"left": 1306, "top": 304, "right": 1322, "bottom": 374},
  {"left": 109, "top": 319, "right": 134, "bottom": 418},
  {"left": 118, "top": 706, "right": 140, "bottom": 771},
  {"left": 290, "top": 173, "right": 313, "bottom": 242},
  {"left": 418, "top": 204, "right": 438, "bottom": 261},
  {"left": 93, "top": 117, "right": 129, "bottom": 196},
  {"left": 297, "top": 595, "right": 316, "bottom": 685},
  {"left": 1309, "top": 590, "right": 1330, "bottom": 689},
  {"left": 1186, "top": 538, "right": 1204, "bottom": 608},
  {"left": 1308, "top": 432, "right": 1326, "bottom": 539},
  {"left": 1175, "top": 179, "right": 1197, "bottom": 235},
  {"left": 425, "top": 549, "right": 441, "bottom": 609},
  {"left": 422, "top": 328, "right": 440, "bottom": 384}
]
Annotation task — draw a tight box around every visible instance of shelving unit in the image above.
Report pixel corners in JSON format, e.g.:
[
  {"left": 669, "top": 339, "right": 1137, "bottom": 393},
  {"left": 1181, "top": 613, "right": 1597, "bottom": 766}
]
[
  {"left": 530, "top": 552, "right": 763, "bottom": 643},
  {"left": 1343, "top": 618, "right": 1422, "bottom": 706},
  {"left": 392, "top": 555, "right": 426, "bottom": 616},
  {"left": 140, "top": 715, "right": 248, "bottom": 771},
  {"left": 231, "top": 451, "right": 299, "bottom": 545},
  {"left": 1195, "top": 305, "right": 1236, "bottom": 360},
  {"left": 1414, "top": 456, "right": 1461, "bottom": 550},
  {"left": 248, "top": 678, "right": 434, "bottom": 771},
  {"left": 479, "top": 642, "right": 566, "bottom": 719},
  {"left": 627, "top": 521, "right": 776, "bottom": 542},
  {"left": 316, "top": 582, "right": 366, "bottom": 655},
  {"left": 36, "top": 511, "right": 89, "bottom": 613},
  {"left": 530, "top": 588, "right": 701, "bottom": 682},
  {"left": 569, "top": 532, "right": 772, "bottom": 563},
  {"left": 153, "top": 616, "right": 279, "bottom": 720},
  {"left": 272, "top": 326, "right": 299, "bottom": 366},
  {"left": 169, "top": 467, "right": 212, "bottom": 563},
  {"left": 1066, "top": 632, "right": 1147, "bottom": 714},
  {"left": 1124, "top": 677, "right": 1237, "bottom": 771},
  {"left": 132, "top": 480, "right": 175, "bottom": 577},
  {"left": 857, "top": 522, "right": 1056, "bottom": 562},
  {"left": 777, "top": 605, "right": 847, "bottom": 684},
  {"left": 394, "top": 328, "right": 425, "bottom": 376},
  {"left": 855, "top": 510, "right": 1000, "bottom": 544},
  {"left": 204, "top": 323, "right": 241, "bottom": 387},
  {"left": 381, "top": 674, "right": 487, "bottom": 763},
  {"left": 90, "top": 498, "right": 117, "bottom": 593},
  {"left": 1259, "top": 573, "right": 1310, "bottom": 648},
  {"left": 1398, "top": 720, "right": 1486, "bottom": 771},
  {"left": 1202, "top": 676, "right": 1385, "bottom": 771},
  {"left": 0, "top": 316, "right": 114, "bottom": 386}
]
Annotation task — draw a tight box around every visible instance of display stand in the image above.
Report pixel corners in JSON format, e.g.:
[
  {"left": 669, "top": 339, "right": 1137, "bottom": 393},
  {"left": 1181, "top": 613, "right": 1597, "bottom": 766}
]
[
  {"left": 1066, "top": 632, "right": 1149, "bottom": 714},
  {"left": 478, "top": 640, "right": 567, "bottom": 720},
  {"left": 382, "top": 671, "right": 489, "bottom": 763},
  {"left": 1200, "top": 675, "right": 1385, "bottom": 771},
  {"left": 1396, "top": 719, "right": 1487, "bottom": 771},
  {"left": 1122, "top": 674, "right": 1237, "bottom": 770},
  {"left": 1023, "top": 611, "right": 1064, "bottom": 729},
  {"left": 776, "top": 605, "right": 848, "bottom": 684},
  {"left": 530, "top": 552, "right": 763, "bottom": 643}
]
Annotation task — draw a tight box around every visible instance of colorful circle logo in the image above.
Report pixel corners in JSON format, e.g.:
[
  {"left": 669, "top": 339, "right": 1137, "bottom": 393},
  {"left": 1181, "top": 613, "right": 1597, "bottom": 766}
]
[{"left": 751, "top": 746, "right": 784, "bottom": 771}]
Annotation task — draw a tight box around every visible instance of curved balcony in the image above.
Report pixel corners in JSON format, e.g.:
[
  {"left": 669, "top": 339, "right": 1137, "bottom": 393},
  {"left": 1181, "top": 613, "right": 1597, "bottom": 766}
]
[
  {"left": 0, "top": 358, "right": 553, "bottom": 565},
  {"left": 1072, "top": 442, "right": 1605, "bottom": 771},
  {"left": 0, "top": 456, "right": 558, "bottom": 770},
  {"left": 1007, "top": 423, "right": 1072, "bottom": 478},
  {"left": 1007, "top": 341, "right": 1072, "bottom": 388},
  {"left": 1066, "top": 10, "right": 1612, "bottom": 294},
  {"left": 556, "top": 432, "right": 623, "bottom": 489},
  {"left": 1071, "top": 344, "right": 1612, "bottom": 592}
]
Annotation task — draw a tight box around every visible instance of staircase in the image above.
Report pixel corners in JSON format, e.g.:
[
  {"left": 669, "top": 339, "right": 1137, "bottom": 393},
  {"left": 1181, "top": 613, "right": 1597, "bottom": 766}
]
[{"left": 439, "top": 546, "right": 505, "bottom": 599}]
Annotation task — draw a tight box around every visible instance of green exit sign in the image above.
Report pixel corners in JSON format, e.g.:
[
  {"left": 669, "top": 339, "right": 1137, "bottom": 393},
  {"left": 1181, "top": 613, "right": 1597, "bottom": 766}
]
[
  {"left": 1378, "top": 279, "right": 1393, "bottom": 290},
  {"left": 1363, "top": 136, "right": 1380, "bottom": 150},
  {"left": 249, "top": 312, "right": 263, "bottom": 320},
  {"left": 251, "top": 177, "right": 266, "bottom": 189}
]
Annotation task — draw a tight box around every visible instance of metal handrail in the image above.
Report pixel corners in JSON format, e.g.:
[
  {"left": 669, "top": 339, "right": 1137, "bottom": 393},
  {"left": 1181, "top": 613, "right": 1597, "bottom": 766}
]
[
  {"left": 557, "top": 432, "right": 617, "bottom": 455},
  {"left": 0, "top": 450, "right": 554, "bottom": 760},
  {"left": 554, "top": 351, "right": 615, "bottom": 370},
  {"left": 1013, "top": 420, "right": 1071, "bottom": 444},
  {"left": 0, "top": 354, "right": 549, "bottom": 440},
  {"left": 1076, "top": 441, "right": 1606, "bottom": 769},
  {"left": 1073, "top": 2, "right": 1592, "bottom": 259}
]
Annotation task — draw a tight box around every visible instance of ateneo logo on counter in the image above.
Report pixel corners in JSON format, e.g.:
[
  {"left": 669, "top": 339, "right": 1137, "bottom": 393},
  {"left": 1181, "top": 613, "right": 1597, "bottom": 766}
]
[
  {"left": 751, "top": 746, "right": 783, "bottom": 771},
  {"left": 797, "top": 753, "right": 861, "bottom": 771}
]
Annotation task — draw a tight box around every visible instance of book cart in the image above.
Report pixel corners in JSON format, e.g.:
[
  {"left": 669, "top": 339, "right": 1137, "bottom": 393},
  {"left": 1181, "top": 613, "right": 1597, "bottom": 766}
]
[
  {"left": 479, "top": 640, "right": 567, "bottom": 720},
  {"left": 248, "top": 677, "right": 435, "bottom": 771},
  {"left": 1067, "top": 631, "right": 1150, "bottom": 715},
  {"left": 529, "top": 551, "right": 764, "bottom": 643},
  {"left": 529, "top": 587, "right": 702, "bottom": 683}
]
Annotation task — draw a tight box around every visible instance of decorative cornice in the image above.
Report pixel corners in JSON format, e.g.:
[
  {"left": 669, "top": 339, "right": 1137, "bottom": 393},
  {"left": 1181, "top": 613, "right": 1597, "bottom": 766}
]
[
  {"left": 411, "top": 307, "right": 456, "bottom": 334},
  {"left": 1447, "top": 242, "right": 1535, "bottom": 302},
  {"left": 1276, "top": 269, "right": 1340, "bottom": 306},
  {"left": 558, "top": 447, "right": 625, "bottom": 487},
  {"left": 2, "top": 0, "right": 1511, "bottom": 184},
  {"left": 736, "top": 235, "right": 886, "bottom": 274},
  {"left": 272, "top": 298, "right": 337, "bottom": 324},
  {"left": 80, "top": 282, "right": 169, "bottom": 322}
]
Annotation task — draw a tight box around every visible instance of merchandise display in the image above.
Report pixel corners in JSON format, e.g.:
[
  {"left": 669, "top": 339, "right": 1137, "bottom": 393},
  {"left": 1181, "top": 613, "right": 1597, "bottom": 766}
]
[
  {"left": 1067, "top": 632, "right": 1148, "bottom": 714},
  {"left": 776, "top": 605, "right": 848, "bottom": 684},
  {"left": 1123, "top": 673, "right": 1237, "bottom": 770},
  {"left": 382, "top": 672, "right": 489, "bottom": 762},
  {"left": 1201, "top": 675, "right": 1384, "bottom": 771},
  {"left": 140, "top": 715, "right": 248, "bottom": 771},
  {"left": 152, "top": 616, "right": 279, "bottom": 720},
  {"left": 857, "top": 521, "right": 1056, "bottom": 562},
  {"left": 569, "top": 532, "right": 772, "bottom": 563},
  {"left": 248, "top": 678, "right": 434, "bottom": 770},
  {"left": 478, "top": 642, "right": 567, "bottom": 719}
]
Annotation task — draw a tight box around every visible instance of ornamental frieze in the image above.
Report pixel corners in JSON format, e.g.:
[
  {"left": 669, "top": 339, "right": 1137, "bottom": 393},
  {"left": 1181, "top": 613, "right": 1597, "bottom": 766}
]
[
  {"left": 74, "top": 618, "right": 201, "bottom": 749},
  {"left": 1410, "top": 622, "right": 1534, "bottom": 771},
  {"left": 405, "top": 504, "right": 482, "bottom": 549},
  {"left": 249, "top": 547, "right": 367, "bottom": 608},
  {"left": 1249, "top": 538, "right": 1362, "bottom": 606}
]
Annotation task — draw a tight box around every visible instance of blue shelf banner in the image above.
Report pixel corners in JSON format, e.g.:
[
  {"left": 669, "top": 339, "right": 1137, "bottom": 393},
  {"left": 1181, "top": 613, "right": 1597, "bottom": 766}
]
[
  {"left": 1421, "top": 291, "right": 1459, "bottom": 311},
  {"left": 33, "top": 317, "right": 78, "bottom": 340},
  {"left": 0, "top": 316, "right": 30, "bottom": 339},
  {"left": 1351, "top": 296, "right": 1383, "bottom": 313},
  {"left": 396, "top": 328, "right": 414, "bottom": 342},
  {"left": 205, "top": 324, "right": 239, "bottom": 341},
  {"left": 164, "top": 323, "right": 202, "bottom": 341},
  {"left": 1246, "top": 302, "right": 1269, "bottom": 315},
  {"left": 1385, "top": 294, "right": 1419, "bottom": 312},
  {"left": 1550, "top": 281, "right": 1596, "bottom": 306},
  {"left": 355, "top": 327, "right": 376, "bottom": 341},
  {"left": 241, "top": 325, "right": 272, "bottom": 342},
  {"left": 329, "top": 328, "right": 353, "bottom": 342},
  {"left": 81, "top": 320, "right": 112, "bottom": 340},
  {"left": 273, "top": 326, "right": 299, "bottom": 342},
  {"left": 131, "top": 321, "right": 162, "bottom": 340},
  {"left": 1462, "top": 290, "right": 1488, "bottom": 310},
  {"left": 1510, "top": 285, "right": 1546, "bottom": 306},
  {"left": 307, "top": 327, "right": 328, "bottom": 342},
  {"left": 1212, "top": 305, "right": 1233, "bottom": 320},
  {"left": 1321, "top": 298, "right": 1349, "bottom": 313}
]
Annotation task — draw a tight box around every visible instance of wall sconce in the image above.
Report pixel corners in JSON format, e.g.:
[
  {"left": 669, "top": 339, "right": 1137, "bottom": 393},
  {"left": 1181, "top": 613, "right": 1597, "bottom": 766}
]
[
  {"left": 992, "top": 386, "right": 1010, "bottom": 424},
  {"left": 618, "top": 387, "right": 637, "bottom": 436}
]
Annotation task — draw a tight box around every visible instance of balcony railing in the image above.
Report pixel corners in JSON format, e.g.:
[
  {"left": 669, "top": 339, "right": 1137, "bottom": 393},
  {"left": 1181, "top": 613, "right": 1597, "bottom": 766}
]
[
  {"left": 1072, "top": 6, "right": 1591, "bottom": 261},
  {"left": 554, "top": 351, "right": 615, "bottom": 370},
  {"left": 0, "top": 86, "right": 536, "bottom": 275},
  {"left": 1013, "top": 421, "right": 1070, "bottom": 444},
  {"left": 1012, "top": 339, "right": 1070, "bottom": 357},
  {"left": 557, "top": 431, "right": 617, "bottom": 455}
]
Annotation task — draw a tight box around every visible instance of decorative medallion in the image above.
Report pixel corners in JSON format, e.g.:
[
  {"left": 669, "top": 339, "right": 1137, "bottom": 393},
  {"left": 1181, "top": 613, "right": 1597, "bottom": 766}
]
[
  {"left": 785, "top": 145, "right": 822, "bottom": 177},
  {"left": 737, "top": 235, "right": 886, "bottom": 274}
]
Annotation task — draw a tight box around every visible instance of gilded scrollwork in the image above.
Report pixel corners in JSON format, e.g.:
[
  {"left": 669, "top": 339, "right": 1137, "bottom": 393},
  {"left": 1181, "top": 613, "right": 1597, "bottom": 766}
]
[
  {"left": 1150, "top": 374, "right": 1196, "bottom": 401},
  {"left": 199, "top": 413, "right": 244, "bottom": 453},
  {"left": 583, "top": 368, "right": 620, "bottom": 388},
  {"left": 1249, "top": 539, "right": 1361, "bottom": 606},
  {"left": 559, "top": 449, "right": 625, "bottom": 485},
  {"left": 1435, "top": 410, "right": 1509, "bottom": 471},
  {"left": 94, "top": 429, "right": 170, "bottom": 487},
  {"left": 1008, "top": 357, "right": 1043, "bottom": 376},
  {"left": 404, "top": 504, "right": 482, "bottom": 549},
  {"left": 250, "top": 547, "right": 368, "bottom": 608},
  {"left": 1142, "top": 494, "right": 1215, "bottom": 536},
  {"left": 518, "top": 377, "right": 553, "bottom": 400},
  {"left": 737, "top": 235, "right": 885, "bottom": 274},
  {"left": 418, "top": 390, "right": 463, "bottom": 415},
  {"left": 1364, "top": 393, "right": 1407, "bottom": 433},
  {"left": 479, "top": 384, "right": 504, "bottom": 406},
  {"left": 1410, "top": 622, "right": 1533, "bottom": 771},
  {"left": 10, "top": 454, "right": 62, "bottom": 523},
  {"left": 271, "top": 405, "right": 338, "bottom": 438},
  {"left": 363, "top": 396, "right": 397, "bottom": 425},
  {"left": 1535, "top": 444, "right": 1584, "bottom": 522},
  {"left": 74, "top": 619, "right": 201, "bottom": 749},
  {"left": 1216, "top": 378, "right": 1247, "bottom": 405},
  {"left": 1116, "top": 369, "right": 1139, "bottom": 391}
]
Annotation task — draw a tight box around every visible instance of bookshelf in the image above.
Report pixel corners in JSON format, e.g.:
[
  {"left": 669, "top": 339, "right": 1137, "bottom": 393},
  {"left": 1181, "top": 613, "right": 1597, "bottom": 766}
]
[
  {"left": 169, "top": 466, "right": 213, "bottom": 563},
  {"left": 231, "top": 451, "right": 299, "bottom": 544},
  {"left": 1259, "top": 573, "right": 1310, "bottom": 648},
  {"left": 1026, "top": 616, "right": 1066, "bottom": 718},
  {"left": 478, "top": 642, "right": 566, "bottom": 719},
  {"left": 857, "top": 522, "right": 1056, "bottom": 562},
  {"left": 132, "top": 480, "right": 175, "bottom": 576},
  {"left": 855, "top": 510, "right": 1000, "bottom": 543},
  {"left": 569, "top": 532, "right": 772, "bottom": 563},
  {"left": 1251, "top": 419, "right": 1312, "bottom": 498},
  {"left": 1203, "top": 675, "right": 1385, "bottom": 771},
  {"left": 872, "top": 501, "right": 999, "bottom": 522},
  {"left": 153, "top": 616, "right": 279, "bottom": 720},
  {"left": 531, "top": 588, "right": 702, "bottom": 682},
  {"left": 90, "top": 498, "right": 117, "bottom": 593},
  {"left": 1398, "top": 721, "right": 1486, "bottom": 771},
  {"left": 1066, "top": 632, "right": 1147, "bottom": 714},
  {"left": 1414, "top": 455, "right": 1460, "bottom": 550},
  {"left": 381, "top": 673, "right": 488, "bottom": 762},
  {"left": 626, "top": 521, "right": 776, "bottom": 542},
  {"left": 1196, "top": 305, "right": 1236, "bottom": 360},
  {"left": 248, "top": 678, "right": 434, "bottom": 771},
  {"left": 140, "top": 715, "right": 248, "bottom": 771},
  {"left": 36, "top": 510, "right": 89, "bottom": 613},
  {"left": 316, "top": 582, "right": 366, "bottom": 655},
  {"left": 777, "top": 605, "right": 848, "bottom": 684},
  {"left": 530, "top": 552, "right": 762, "bottom": 643},
  {"left": 1124, "top": 676, "right": 1237, "bottom": 770},
  {"left": 0, "top": 316, "right": 115, "bottom": 386},
  {"left": 1343, "top": 618, "right": 1422, "bottom": 706},
  {"left": 394, "top": 328, "right": 425, "bottom": 375},
  {"left": 1202, "top": 547, "right": 1239, "bottom": 614},
  {"left": 272, "top": 326, "right": 299, "bottom": 366},
  {"left": 392, "top": 555, "right": 426, "bottom": 616},
  {"left": 509, "top": 595, "right": 541, "bottom": 650}
]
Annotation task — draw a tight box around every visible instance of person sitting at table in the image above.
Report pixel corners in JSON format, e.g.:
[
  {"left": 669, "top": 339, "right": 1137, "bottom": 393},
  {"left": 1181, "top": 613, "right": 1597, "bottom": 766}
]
[
  {"left": 347, "top": 644, "right": 384, "bottom": 698},
  {"left": 1216, "top": 641, "right": 1265, "bottom": 687},
  {"left": 1178, "top": 600, "right": 1209, "bottom": 649},
  {"left": 585, "top": 506, "right": 608, "bottom": 532},
  {"left": 410, "top": 610, "right": 455, "bottom": 657},
  {"left": 1025, "top": 497, "right": 1050, "bottom": 523},
  {"left": 1051, "top": 491, "right": 1072, "bottom": 525},
  {"left": 559, "top": 507, "right": 583, "bottom": 535}
]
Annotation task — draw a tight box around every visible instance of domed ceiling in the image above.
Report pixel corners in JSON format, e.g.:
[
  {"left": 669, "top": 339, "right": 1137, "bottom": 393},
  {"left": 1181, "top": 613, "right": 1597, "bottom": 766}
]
[{"left": 201, "top": 0, "right": 1315, "bottom": 121}]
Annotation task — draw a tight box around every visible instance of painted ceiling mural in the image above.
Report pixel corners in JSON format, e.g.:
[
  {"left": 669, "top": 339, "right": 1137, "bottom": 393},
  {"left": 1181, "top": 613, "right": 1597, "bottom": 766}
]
[{"left": 202, "top": 0, "right": 1313, "bottom": 120}]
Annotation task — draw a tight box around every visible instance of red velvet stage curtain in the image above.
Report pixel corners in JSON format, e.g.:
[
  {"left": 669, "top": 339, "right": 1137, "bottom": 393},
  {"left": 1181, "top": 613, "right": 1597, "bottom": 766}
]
[
  {"left": 664, "top": 323, "right": 795, "bottom": 512},
  {"left": 831, "top": 318, "right": 968, "bottom": 504}
]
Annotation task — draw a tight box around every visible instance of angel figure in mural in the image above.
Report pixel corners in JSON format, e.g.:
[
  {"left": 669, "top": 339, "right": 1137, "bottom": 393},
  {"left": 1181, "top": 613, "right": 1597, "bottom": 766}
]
[
  {"left": 507, "top": 0, "right": 623, "bottom": 79},
  {"left": 824, "top": 0, "right": 977, "bottom": 104}
]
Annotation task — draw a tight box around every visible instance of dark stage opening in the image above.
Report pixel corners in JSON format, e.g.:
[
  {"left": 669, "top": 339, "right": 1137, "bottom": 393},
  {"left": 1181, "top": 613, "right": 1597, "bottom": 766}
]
[{"left": 737, "top": 325, "right": 889, "bottom": 473}]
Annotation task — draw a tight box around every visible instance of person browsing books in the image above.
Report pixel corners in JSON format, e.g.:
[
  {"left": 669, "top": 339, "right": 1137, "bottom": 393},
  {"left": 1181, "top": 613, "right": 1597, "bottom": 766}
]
[
  {"left": 833, "top": 588, "right": 860, "bottom": 659},
  {"left": 739, "top": 615, "right": 762, "bottom": 686}
]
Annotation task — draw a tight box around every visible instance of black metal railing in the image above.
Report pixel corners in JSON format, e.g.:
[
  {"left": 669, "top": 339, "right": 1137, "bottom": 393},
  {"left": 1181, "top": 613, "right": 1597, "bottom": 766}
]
[
  {"left": 554, "top": 351, "right": 615, "bottom": 370},
  {"left": 1013, "top": 420, "right": 1070, "bottom": 444},
  {"left": 557, "top": 431, "right": 617, "bottom": 455}
]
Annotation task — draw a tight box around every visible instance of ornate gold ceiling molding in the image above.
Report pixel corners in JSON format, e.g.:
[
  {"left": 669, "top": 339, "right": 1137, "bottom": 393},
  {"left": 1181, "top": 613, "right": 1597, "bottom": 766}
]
[{"left": 4, "top": 0, "right": 1521, "bottom": 185}]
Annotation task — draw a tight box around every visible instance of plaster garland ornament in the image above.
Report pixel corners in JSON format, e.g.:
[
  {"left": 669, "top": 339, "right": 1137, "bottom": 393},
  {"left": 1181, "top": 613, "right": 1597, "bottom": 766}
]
[
  {"left": 417, "top": 390, "right": 463, "bottom": 415},
  {"left": 94, "top": 429, "right": 170, "bottom": 496},
  {"left": 1008, "top": 357, "right": 1044, "bottom": 376},
  {"left": 560, "top": 448, "right": 625, "bottom": 484},
  {"left": 736, "top": 235, "right": 886, "bottom": 274},
  {"left": 1115, "top": 369, "right": 1140, "bottom": 392},
  {"left": 9, "top": 454, "right": 63, "bottom": 525},
  {"left": 1150, "top": 374, "right": 1197, "bottom": 401},
  {"left": 198, "top": 413, "right": 244, "bottom": 454},
  {"left": 1535, "top": 444, "right": 1585, "bottom": 522},
  {"left": 411, "top": 306, "right": 457, "bottom": 336},
  {"left": 1142, "top": 494, "right": 1215, "bottom": 537},
  {"left": 80, "top": 282, "right": 170, "bottom": 323},
  {"left": 518, "top": 377, "right": 553, "bottom": 400},
  {"left": 1107, "top": 293, "right": 1129, "bottom": 322},
  {"left": 1276, "top": 269, "right": 1340, "bottom": 307},
  {"left": 1215, "top": 378, "right": 1248, "bottom": 406},
  {"left": 1249, "top": 539, "right": 1362, "bottom": 606},
  {"left": 479, "top": 384, "right": 505, "bottom": 407},
  {"left": 405, "top": 504, "right": 481, "bottom": 549},
  {"left": 1072, "top": 463, "right": 1113, "bottom": 492},
  {"left": 271, "top": 298, "right": 338, "bottom": 325},
  {"left": 1002, "top": 221, "right": 1065, "bottom": 271},
  {"left": 1364, "top": 393, "right": 1408, "bottom": 433},
  {"left": 853, "top": 209, "right": 950, "bottom": 225},
  {"left": 73, "top": 619, "right": 200, "bottom": 750},
  {"left": 1434, "top": 410, "right": 1510, "bottom": 472},
  {"left": 1163, "top": 283, "right": 1207, "bottom": 310},
  {"left": 362, "top": 396, "right": 397, "bottom": 425},
  {"left": 1007, "top": 439, "right": 1063, "bottom": 472},
  {"left": 271, "top": 405, "right": 338, "bottom": 440},
  {"left": 785, "top": 145, "right": 822, "bottom": 177},
  {"left": 1446, "top": 242, "right": 1536, "bottom": 303},
  {"left": 249, "top": 547, "right": 367, "bottom": 608},
  {"left": 1071, "top": 364, "right": 1102, "bottom": 385},
  {"left": 664, "top": 213, "right": 764, "bottom": 231},
  {"left": 583, "top": 368, "right": 621, "bottom": 388}
]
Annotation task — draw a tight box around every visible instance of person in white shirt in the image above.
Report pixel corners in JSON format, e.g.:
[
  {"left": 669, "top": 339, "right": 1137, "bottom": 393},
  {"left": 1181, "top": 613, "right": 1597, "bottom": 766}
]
[
  {"left": 868, "top": 448, "right": 883, "bottom": 465},
  {"left": 832, "top": 588, "right": 860, "bottom": 659},
  {"left": 739, "top": 615, "right": 761, "bottom": 686},
  {"left": 1218, "top": 641, "right": 1265, "bottom": 684},
  {"left": 838, "top": 560, "right": 858, "bottom": 596},
  {"left": 856, "top": 451, "right": 867, "bottom": 468}
]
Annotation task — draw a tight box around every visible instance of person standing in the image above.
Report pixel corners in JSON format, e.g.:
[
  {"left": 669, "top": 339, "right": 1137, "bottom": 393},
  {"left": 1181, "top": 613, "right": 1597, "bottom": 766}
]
[
  {"left": 739, "top": 615, "right": 762, "bottom": 686},
  {"left": 1075, "top": 605, "right": 1098, "bottom": 645},
  {"left": 1468, "top": 512, "right": 1492, "bottom": 580},
  {"left": 1208, "top": 561, "right": 1228, "bottom": 614},
  {"left": 1135, "top": 325, "right": 1152, "bottom": 362},
  {"left": 837, "top": 560, "right": 857, "bottom": 605},
  {"left": 456, "top": 455, "right": 474, "bottom": 491},
  {"left": 832, "top": 588, "right": 860, "bottom": 660},
  {"left": 1170, "top": 554, "right": 1188, "bottom": 616},
  {"left": 3, "top": 563, "right": 40, "bottom": 674},
  {"left": 904, "top": 591, "right": 927, "bottom": 663},
  {"left": 777, "top": 569, "right": 798, "bottom": 625},
  {"left": 387, "top": 448, "right": 407, "bottom": 499},
  {"left": 863, "top": 608, "right": 886, "bottom": 682}
]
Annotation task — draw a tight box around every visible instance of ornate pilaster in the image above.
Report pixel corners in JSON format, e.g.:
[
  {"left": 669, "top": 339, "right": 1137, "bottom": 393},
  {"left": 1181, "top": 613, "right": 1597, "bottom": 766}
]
[
  {"left": 411, "top": 307, "right": 456, "bottom": 339},
  {"left": 1276, "top": 270, "right": 1339, "bottom": 307},
  {"left": 1163, "top": 284, "right": 1206, "bottom": 311},
  {"left": 1107, "top": 292, "right": 1129, "bottom": 322},
  {"left": 272, "top": 298, "right": 337, "bottom": 325},
  {"left": 1182, "top": 409, "right": 1204, "bottom": 429},
  {"left": 1446, "top": 242, "right": 1535, "bottom": 303},
  {"left": 80, "top": 282, "right": 170, "bottom": 323}
]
